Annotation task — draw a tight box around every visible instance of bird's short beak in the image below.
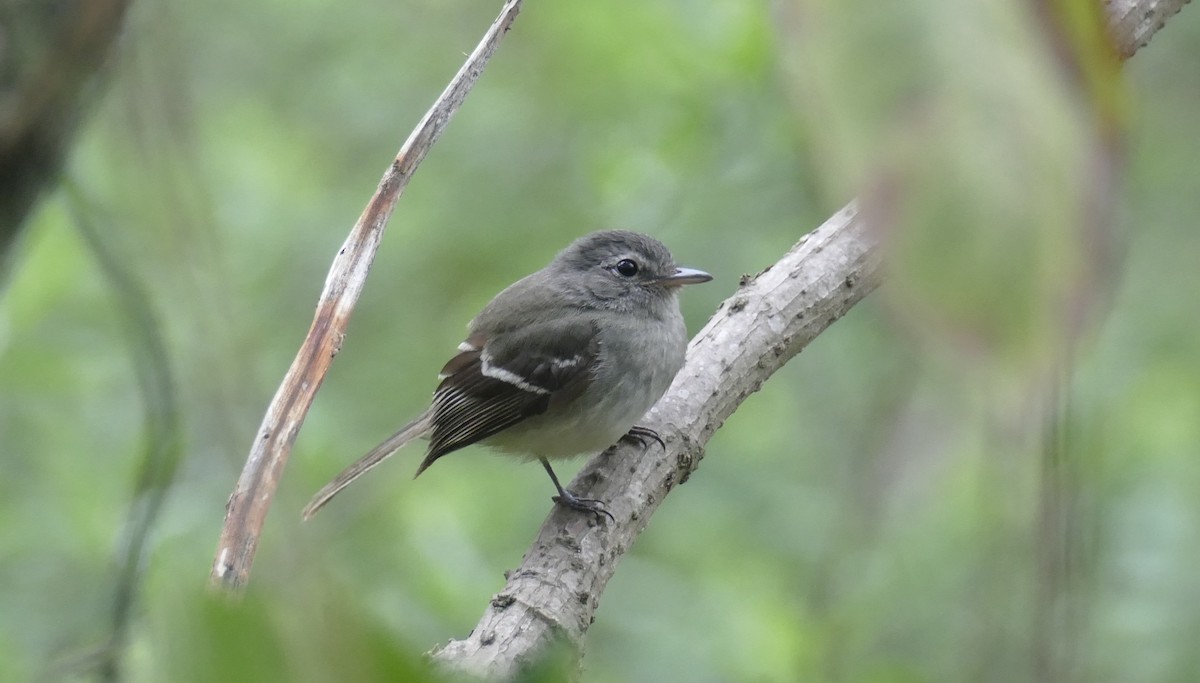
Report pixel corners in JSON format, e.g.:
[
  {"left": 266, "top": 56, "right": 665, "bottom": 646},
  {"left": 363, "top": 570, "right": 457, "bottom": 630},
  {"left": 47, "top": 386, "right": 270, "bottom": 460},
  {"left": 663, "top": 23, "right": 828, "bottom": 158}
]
[{"left": 658, "top": 266, "right": 713, "bottom": 287}]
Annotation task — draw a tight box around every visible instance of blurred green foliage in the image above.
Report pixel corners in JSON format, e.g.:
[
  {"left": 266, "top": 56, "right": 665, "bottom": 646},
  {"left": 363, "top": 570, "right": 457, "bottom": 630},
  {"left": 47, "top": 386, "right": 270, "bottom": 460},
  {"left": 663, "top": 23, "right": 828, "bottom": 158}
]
[{"left": 1, "top": 0, "right": 1199, "bottom": 681}]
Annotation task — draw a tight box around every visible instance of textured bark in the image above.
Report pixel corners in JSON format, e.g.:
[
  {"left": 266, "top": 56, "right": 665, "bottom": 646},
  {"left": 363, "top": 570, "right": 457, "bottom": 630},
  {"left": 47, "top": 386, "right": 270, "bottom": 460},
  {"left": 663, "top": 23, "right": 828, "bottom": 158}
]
[{"left": 1105, "top": 0, "right": 1191, "bottom": 58}]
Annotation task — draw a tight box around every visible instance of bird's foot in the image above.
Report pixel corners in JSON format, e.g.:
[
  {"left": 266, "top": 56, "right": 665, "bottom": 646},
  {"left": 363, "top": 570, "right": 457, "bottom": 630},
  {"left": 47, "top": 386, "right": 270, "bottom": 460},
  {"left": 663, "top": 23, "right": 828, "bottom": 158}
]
[
  {"left": 620, "top": 425, "right": 665, "bottom": 451},
  {"left": 552, "top": 489, "right": 615, "bottom": 524}
]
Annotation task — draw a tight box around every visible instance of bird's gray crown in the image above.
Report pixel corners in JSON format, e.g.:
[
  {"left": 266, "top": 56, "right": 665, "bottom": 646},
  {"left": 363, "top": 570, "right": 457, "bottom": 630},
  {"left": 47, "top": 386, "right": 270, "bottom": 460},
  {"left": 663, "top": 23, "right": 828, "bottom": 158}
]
[{"left": 552, "top": 230, "right": 676, "bottom": 280}]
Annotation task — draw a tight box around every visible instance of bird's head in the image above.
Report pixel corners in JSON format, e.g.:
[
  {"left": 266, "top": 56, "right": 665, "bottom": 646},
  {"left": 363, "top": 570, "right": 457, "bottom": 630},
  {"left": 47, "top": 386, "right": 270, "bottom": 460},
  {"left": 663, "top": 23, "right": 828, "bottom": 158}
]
[{"left": 551, "top": 230, "right": 712, "bottom": 313}]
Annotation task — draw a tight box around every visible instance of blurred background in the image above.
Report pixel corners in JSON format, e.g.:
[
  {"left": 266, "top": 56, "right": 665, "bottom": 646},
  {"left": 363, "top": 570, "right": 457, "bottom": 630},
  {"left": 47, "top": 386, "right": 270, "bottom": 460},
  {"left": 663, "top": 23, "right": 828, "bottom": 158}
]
[{"left": 2, "top": 0, "right": 1198, "bottom": 681}]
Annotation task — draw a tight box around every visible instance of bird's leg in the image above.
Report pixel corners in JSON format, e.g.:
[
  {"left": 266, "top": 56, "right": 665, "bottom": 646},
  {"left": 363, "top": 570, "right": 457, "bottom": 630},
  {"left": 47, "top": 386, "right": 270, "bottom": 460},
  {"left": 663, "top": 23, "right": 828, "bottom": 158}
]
[
  {"left": 540, "top": 458, "right": 614, "bottom": 524},
  {"left": 620, "top": 425, "right": 665, "bottom": 451}
]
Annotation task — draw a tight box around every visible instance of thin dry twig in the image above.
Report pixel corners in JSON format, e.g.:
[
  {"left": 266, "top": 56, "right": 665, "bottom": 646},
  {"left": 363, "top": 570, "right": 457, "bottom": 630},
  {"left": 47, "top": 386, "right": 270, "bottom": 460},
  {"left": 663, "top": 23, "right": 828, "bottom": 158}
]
[{"left": 210, "top": 0, "right": 525, "bottom": 590}]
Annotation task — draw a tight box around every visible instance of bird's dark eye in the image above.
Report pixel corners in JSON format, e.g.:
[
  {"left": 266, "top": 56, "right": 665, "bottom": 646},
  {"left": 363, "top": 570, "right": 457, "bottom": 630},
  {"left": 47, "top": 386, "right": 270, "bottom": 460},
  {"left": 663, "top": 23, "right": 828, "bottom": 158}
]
[{"left": 614, "top": 259, "right": 639, "bottom": 277}]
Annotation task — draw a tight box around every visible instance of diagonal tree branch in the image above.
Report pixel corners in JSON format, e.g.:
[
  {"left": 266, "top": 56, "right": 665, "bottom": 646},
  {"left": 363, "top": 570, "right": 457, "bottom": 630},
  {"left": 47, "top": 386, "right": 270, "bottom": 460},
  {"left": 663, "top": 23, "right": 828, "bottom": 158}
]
[
  {"left": 1106, "top": 0, "right": 1192, "bottom": 58},
  {"left": 430, "top": 203, "right": 880, "bottom": 679},
  {"left": 429, "top": 0, "right": 1189, "bottom": 677},
  {"left": 210, "top": 0, "right": 524, "bottom": 590}
]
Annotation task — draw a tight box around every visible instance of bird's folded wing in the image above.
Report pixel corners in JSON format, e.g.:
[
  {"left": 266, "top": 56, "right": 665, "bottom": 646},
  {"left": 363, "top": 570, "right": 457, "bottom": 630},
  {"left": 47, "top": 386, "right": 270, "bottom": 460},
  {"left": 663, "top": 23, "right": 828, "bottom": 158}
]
[{"left": 416, "top": 318, "right": 600, "bottom": 475}]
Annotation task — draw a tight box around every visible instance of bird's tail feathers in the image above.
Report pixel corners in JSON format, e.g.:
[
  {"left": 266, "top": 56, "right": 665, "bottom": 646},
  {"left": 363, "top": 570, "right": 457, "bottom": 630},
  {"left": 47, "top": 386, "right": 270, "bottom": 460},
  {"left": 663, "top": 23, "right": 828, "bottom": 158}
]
[{"left": 301, "top": 409, "right": 433, "bottom": 520}]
